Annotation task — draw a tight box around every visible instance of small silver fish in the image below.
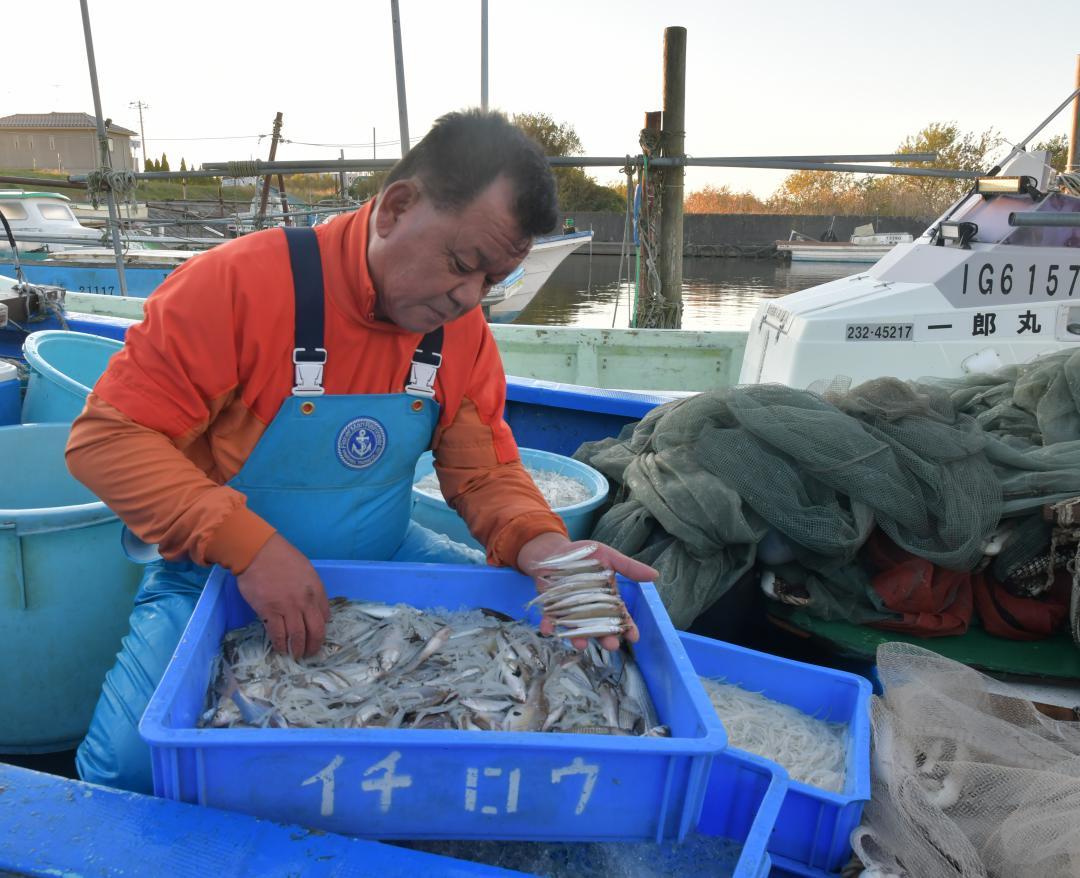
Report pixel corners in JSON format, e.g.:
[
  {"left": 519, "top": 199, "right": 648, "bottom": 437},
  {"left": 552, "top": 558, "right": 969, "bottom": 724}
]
[{"left": 537, "top": 544, "right": 599, "bottom": 567}]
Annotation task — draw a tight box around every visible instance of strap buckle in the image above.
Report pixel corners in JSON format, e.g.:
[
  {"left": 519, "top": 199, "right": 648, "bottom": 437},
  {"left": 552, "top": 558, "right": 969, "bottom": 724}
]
[
  {"left": 292, "top": 347, "right": 327, "bottom": 397},
  {"left": 406, "top": 360, "right": 439, "bottom": 398}
]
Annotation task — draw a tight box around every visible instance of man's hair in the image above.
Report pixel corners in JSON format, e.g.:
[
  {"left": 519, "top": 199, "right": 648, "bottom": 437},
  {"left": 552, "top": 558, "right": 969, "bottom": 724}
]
[{"left": 382, "top": 109, "right": 557, "bottom": 238}]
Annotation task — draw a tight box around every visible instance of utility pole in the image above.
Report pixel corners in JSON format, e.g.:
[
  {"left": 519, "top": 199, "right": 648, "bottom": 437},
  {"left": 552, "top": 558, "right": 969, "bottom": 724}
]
[
  {"left": 657, "top": 26, "right": 686, "bottom": 328},
  {"left": 480, "top": 0, "right": 489, "bottom": 111},
  {"left": 390, "top": 0, "right": 410, "bottom": 156},
  {"left": 79, "top": 0, "right": 127, "bottom": 296},
  {"left": 256, "top": 111, "right": 283, "bottom": 230},
  {"left": 1068, "top": 54, "right": 1080, "bottom": 174},
  {"left": 129, "top": 100, "right": 149, "bottom": 173}
]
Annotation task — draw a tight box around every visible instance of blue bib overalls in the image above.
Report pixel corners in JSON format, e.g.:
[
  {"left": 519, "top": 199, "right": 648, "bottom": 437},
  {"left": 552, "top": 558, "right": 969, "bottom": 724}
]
[{"left": 77, "top": 228, "right": 483, "bottom": 792}]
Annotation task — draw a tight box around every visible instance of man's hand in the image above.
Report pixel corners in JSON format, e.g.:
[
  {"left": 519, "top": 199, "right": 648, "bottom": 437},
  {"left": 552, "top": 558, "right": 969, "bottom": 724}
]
[
  {"left": 236, "top": 533, "right": 332, "bottom": 658},
  {"left": 516, "top": 532, "right": 659, "bottom": 652}
]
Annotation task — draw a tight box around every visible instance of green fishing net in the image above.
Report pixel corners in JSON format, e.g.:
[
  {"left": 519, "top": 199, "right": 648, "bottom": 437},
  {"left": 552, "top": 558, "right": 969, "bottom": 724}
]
[{"left": 576, "top": 350, "right": 1080, "bottom": 628}]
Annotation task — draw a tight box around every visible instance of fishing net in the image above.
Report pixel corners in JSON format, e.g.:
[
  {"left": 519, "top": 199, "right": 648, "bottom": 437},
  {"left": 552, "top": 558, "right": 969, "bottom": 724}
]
[
  {"left": 575, "top": 350, "right": 1080, "bottom": 628},
  {"left": 851, "top": 642, "right": 1080, "bottom": 878}
]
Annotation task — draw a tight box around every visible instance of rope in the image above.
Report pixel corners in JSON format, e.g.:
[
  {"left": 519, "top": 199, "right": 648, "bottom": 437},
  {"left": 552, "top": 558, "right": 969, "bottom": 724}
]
[
  {"left": 225, "top": 161, "right": 260, "bottom": 179},
  {"left": 635, "top": 151, "right": 669, "bottom": 329},
  {"left": 611, "top": 158, "right": 635, "bottom": 328},
  {"left": 84, "top": 169, "right": 137, "bottom": 209}
]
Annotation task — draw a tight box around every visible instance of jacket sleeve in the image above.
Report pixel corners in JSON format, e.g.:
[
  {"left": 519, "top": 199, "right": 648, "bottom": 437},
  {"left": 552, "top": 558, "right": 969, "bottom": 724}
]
[
  {"left": 66, "top": 394, "right": 276, "bottom": 571},
  {"left": 431, "top": 327, "right": 566, "bottom": 567},
  {"left": 65, "top": 248, "right": 280, "bottom": 572}
]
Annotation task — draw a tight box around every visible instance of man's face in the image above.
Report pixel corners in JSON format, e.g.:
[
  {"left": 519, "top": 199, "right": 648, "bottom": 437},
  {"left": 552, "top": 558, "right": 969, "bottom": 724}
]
[{"left": 369, "top": 175, "right": 531, "bottom": 334}]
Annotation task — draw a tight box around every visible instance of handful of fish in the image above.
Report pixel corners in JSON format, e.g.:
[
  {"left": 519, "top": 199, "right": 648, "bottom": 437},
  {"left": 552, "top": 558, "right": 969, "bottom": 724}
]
[
  {"left": 201, "top": 596, "right": 667, "bottom": 737},
  {"left": 525, "top": 544, "right": 635, "bottom": 641}
]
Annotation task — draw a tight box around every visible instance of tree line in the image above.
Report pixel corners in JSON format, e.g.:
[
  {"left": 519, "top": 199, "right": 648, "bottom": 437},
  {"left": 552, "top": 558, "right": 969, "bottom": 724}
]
[{"left": 689, "top": 129, "right": 1068, "bottom": 219}]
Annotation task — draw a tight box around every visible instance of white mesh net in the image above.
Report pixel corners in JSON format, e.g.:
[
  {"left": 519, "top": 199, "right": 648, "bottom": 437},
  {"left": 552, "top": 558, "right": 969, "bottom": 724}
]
[{"left": 851, "top": 642, "right": 1080, "bottom": 877}]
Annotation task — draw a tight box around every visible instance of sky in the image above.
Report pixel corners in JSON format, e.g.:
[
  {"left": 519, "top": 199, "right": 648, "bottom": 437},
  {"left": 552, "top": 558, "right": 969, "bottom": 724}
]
[{"left": 4, "top": 0, "right": 1079, "bottom": 198}]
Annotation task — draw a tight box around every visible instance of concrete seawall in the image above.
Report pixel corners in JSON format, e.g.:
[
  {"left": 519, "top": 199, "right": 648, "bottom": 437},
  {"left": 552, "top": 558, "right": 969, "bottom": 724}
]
[{"left": 556, "top": 212, "right": 927, "bottom": 256}]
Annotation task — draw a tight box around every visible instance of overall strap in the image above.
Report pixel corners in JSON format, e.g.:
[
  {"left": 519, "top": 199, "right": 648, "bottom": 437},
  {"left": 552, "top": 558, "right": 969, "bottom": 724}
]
[
  {"left": 406, "top": 325, "right": 444, "bottom": 399},
  {"left": 284, "top": 225, "right": 445, "bottom": 400},
  {"left": 284, "top": 226, "right": 327, "bottom": 397}
]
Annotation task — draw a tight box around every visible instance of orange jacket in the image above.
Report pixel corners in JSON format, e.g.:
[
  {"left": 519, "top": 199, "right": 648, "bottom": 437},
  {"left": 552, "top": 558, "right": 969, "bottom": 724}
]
[{"left": 65, "top": 202, "right": 566, "bottom": 573}]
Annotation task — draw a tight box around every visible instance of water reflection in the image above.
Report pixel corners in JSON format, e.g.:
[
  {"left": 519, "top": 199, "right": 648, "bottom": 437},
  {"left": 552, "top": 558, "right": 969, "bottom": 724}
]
[{"left": 515, "top": 255, "right": 856, "bottom": 331}]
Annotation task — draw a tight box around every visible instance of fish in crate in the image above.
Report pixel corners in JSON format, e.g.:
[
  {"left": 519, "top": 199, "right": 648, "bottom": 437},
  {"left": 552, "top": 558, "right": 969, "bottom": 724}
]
[{"left": 202, "top": 549, "right": 664, "bottom": 738}]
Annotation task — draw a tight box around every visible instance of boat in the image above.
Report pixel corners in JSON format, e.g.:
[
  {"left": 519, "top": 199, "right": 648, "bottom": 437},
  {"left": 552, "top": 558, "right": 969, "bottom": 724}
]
[
  {"left": 481, "top": 230, "right": 594, "bottom": 323},
  {"left": 2, "top": 146, "right": 1080, "bottom": 868},
  {"left": 744, "top": 147, "right": 1080, "bottom": 387},
  {"left": 776, "top": 223, "right": 914, "bottom": 263},
  {"left": 0, "top": 190, "right": 102, "bottom": 253},
  {"left": 1, "top": 210, "right": 594, "bottom": 318}
]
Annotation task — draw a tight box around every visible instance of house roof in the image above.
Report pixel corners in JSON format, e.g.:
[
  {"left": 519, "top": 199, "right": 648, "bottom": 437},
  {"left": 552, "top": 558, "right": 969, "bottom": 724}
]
[{"left": 0, "top": 112, "right": 137, "bottom": 136}]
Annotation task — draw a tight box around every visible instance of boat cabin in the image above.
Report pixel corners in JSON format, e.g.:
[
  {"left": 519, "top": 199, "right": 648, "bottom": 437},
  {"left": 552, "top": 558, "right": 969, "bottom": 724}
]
[{"left": 0, "top": 191, "right": 101, "bottom": 252}]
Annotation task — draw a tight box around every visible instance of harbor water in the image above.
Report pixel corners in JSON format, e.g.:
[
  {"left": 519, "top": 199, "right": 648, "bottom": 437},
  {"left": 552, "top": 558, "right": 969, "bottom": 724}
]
[{"left": 517, "top": 254, "right": 856, "bottom": 330}]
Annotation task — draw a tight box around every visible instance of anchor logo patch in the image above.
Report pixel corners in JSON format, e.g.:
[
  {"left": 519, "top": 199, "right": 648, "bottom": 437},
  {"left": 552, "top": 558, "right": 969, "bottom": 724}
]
[{"left": 336, "top": 417, "right": 387, "bottom": 469}]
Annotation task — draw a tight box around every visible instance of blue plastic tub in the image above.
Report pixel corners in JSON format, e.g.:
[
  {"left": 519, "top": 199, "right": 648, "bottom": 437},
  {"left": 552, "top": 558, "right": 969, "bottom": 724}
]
[
  {"left": 0, "top": 423, "right": 142, "bottom": 753},
  {"left": 411, "top": 447, "right": 609, "bottom": 550},
  {"left": 680, "top": 633, "right": 871, "bottom": 874},
  {"left": 698, "top": 750, "right": 788, "bottom": 878},
  {"left": 0, "top": 361, "right": 20, "bottom": 425},
  {"left": 142, "top": 561, "right": 725, "bottom": 841},
  {"left": 21, "top": 330, "right": 122, "bottom": 423}
]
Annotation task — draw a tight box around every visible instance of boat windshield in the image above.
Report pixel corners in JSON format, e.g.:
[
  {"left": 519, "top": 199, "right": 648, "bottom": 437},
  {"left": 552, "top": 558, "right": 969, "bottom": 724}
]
[
  {"left": 1000, "top": 193, "right": 1080, "bottom": 248},
  {"left": 38, "top": 203, "right": 77, "bottom": 222},
  {"left": 0, "top": 203, "right": 29, "bottom": 221},
  {"left": 951, "top": 191, "right": 1080, "bottom": 247}
]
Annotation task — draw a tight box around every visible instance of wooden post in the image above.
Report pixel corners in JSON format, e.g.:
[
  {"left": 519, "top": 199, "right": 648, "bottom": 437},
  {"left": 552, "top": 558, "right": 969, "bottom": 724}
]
[
  {"left": 256, "top": 112, "right": 283, "bottom": 230},
  {"left": 1068, "top": 54, "right": 1080, "bottom": 174},
  {"left": 277, "top": 172, "right": 291, "bottom": 226},
  {"left": 657, "top": 26, "right": 686, "bottom": 328}
]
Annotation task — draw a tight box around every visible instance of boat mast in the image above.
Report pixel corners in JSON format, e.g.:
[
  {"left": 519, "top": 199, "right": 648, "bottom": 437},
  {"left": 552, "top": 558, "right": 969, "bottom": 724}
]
[
  {"left": 78, "top": 0, "right": 128, "bottom": 297},
  {"left": 1068, "top": 54, "right": 1080, "bottom": 174},
  {"left": 390, "top": 0, "right": 410, "bottom": 157},
  {"left": 481, "top": 0, "right": 489, "bottom": 111}
]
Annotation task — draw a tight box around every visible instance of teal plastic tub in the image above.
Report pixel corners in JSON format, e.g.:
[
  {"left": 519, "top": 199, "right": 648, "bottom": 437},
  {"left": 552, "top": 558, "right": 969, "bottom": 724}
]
[
  {"left": 0, "top": 423, "right": 142, "bottom": 752},
  {"left": 21, "top": 330, "right": 123, "bottom": 423},
  {"left": 411, "top": 448, "right": 609, "bottom": 550},
  {"left": 680, "top": 633, "right": 871, "bottom": 874},
  {"left": 0, "top": 361, "right": 20, "bottom": 425},
  {"left": 142, "top": 561, "right": 724, "bottom": 842}
]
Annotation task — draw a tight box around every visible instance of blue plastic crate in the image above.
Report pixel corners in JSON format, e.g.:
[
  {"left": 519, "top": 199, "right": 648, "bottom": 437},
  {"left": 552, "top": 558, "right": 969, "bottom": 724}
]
[
  {"left": 769, "top": 853, "right": 843, "bottom": 877},
  {"left": 680, "top": 633, "right": 871, "bottom": 874},
  {"left": 142, "top": 561, "right": 725, "bottom": 842},
  {"left": 698, "top": 750, "right": 788, "bottom": 878}
]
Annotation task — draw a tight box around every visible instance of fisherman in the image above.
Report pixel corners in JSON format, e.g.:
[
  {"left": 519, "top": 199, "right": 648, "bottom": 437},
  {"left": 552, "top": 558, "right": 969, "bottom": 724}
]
[{"left": 65, "top": 108, "right": 657, "bottom": 793}]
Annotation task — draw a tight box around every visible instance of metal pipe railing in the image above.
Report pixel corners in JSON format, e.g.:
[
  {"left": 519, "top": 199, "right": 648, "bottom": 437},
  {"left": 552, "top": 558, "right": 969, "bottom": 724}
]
[
  {"left": 1008, "top": 212, "right": 1080, "bottom": 227},
  {"left": 68, "top": 152, "right": 947, "bottom": 184}
]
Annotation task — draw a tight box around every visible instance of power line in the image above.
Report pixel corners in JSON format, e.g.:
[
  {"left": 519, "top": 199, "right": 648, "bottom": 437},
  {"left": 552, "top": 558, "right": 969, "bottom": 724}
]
[{"left": 150, "top": 134, "right": 269, "bottom": 141}]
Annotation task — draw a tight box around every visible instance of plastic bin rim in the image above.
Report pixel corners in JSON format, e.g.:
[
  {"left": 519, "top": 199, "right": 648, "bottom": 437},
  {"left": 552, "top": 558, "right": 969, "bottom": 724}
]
[
  {"left": 141, "top": 560, "right": 725, "bottom": 757},
  {"left": 679, "top": 630, "right": 872, "bottom": 802},
  {"left": 0, "top": 423, "right": 117, "bottom": 523},
  {"left": 23, "top": 330, "right": 124, "bottom": 397},
  {"left": 413, "top": 447, "right": 609, "bottom": 516}
]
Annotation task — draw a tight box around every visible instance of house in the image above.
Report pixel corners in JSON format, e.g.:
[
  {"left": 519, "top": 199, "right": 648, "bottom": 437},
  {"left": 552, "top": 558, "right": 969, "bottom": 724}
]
[{"left": 0, "top": 112, "right": 137, "bottom": 173}]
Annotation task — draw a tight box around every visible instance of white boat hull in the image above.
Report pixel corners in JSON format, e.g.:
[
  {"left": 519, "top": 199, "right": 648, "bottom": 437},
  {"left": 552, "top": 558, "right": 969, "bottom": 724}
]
[
  {"left": 485, "top": 232, "right": 592, "bottom": 322},
  {"left": 776, "top": 242, "right": 896, "bottom": 263}
]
